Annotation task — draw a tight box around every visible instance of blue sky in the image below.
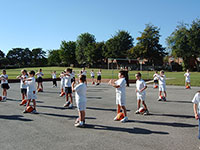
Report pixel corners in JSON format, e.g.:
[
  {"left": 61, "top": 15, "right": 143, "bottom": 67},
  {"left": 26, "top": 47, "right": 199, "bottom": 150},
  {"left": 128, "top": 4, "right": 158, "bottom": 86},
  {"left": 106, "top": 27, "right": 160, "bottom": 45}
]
[{"left": 0, "top": 0, "right": 199, "bottom": 54}]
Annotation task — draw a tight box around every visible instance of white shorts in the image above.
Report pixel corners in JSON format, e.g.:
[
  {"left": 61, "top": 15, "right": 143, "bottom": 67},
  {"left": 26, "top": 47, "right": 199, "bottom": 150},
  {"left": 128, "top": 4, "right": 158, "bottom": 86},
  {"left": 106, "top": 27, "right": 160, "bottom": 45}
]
[
  {"left": 137, "top": 93, "right": 146, "bottom": 101},
  {"left": 185, "top": 79, "right": 190, "bottom": 83},
  {"left": 60, "top": 82, "right": 65, "bottom": 89},
  {"left": 27, "top": 91, "right": 37, "bottom": 100},
  {"left": 76, "top": 100, "right": 87, "bottom": 111},
  {"left": 159, "top": 84, "right": 166, "bottom": 92},
  {"left": 116, "top": 92, "right": 126, "bottom": 106}
]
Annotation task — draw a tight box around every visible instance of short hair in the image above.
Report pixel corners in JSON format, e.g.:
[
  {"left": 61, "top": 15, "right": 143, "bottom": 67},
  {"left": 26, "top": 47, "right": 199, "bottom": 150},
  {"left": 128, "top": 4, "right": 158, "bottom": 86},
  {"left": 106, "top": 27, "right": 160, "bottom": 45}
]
[
  {"left": 119, "top": 70, "right": 125, "bottom": 77},
  {"left": 66, "top": 68, "right": 71, "bottom": 73},
  {"left": 80, "top": 75, "right": 86, "bottom": 82},
  {"left": 29, "top": 70, "right": 35, "bottom": 76},
  {"left": 2, "top": 69, "right": 6, "bottom": 73},
  {"left": 160, "top": 70, "right": 164, "bottom": 74},
  {"left": 39, "top": 69, "right": 42, "bottom": 71},
  {"left": 135, "top": 72, "right": 142, "bottom": 77}
]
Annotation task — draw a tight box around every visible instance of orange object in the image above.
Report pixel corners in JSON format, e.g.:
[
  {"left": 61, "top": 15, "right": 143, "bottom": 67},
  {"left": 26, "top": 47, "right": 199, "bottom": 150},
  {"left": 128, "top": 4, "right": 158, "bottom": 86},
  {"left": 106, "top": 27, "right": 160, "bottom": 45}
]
[
  {"left": 116, "top": 112, "right": 125, "bottom": 121},
  {"left": 92, "top": 82, "right": 95, "bottom": 85},
  {"left": 37, "top": 88, "right": 42, "bottom": 92},
  {"left": 154, "top": 85, "right": 158, "bottom": 88},
  {"left": 26, "top": 106, "right": 34, "bottom": 113},
  {"left": 61, "top": 92, "right": 65, "bottom": 97},
  {"left": 0, "top": 96, "right": 2, "bottom": 101},
  {"left": 139, "top": 107, "right": 145, "bottom": 114},
  {"left": 186, "top": 85, "right": 190, "bottom": 89},
  {"left": 20, "top": 99, "right": 27, "bottom": 106}
]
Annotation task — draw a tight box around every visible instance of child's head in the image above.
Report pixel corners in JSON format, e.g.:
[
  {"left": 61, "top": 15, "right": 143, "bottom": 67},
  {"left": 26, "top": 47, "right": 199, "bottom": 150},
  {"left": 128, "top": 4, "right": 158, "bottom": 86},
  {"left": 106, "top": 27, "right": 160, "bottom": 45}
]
[
  {"left": 66, "top": 68, "right": 71, "bottom": 73},
  {"left": 21, "top": 69, "right": 27, "bottom": 75},
  {"left": 186, "top": 69, "right": 189, "bottom": 73},
  {"left": 29, "top": 70, "right": 35, "bottom": 77},
  {"left": 2, "top": 69, "right": 6, "bottom": 74},
  {"left": 118, "top": 71, "right": 125, "bottom": 78},
  {"left": 160, "top": 70, "right": 164, "bottom": 75},
  {"left": 54, "top": 71, "right": 56, "bottom": 73},
  {"left": 39, "top": 69, "right": 42, "bottom": 72},
  {"left": 135, "top": 72, "right": 142, "bottom": 80},
  {"left": 91, "top": 70, "right": 94, "bottom": 72},
  {"left": 99, "top": 69, "right": 101, "bottom": 72},
  {"left": 79, "top": 75, "right": 86, "bottom": 83},
  {"left": 155, "top": 71, "right": 158, "bottom": 73}
]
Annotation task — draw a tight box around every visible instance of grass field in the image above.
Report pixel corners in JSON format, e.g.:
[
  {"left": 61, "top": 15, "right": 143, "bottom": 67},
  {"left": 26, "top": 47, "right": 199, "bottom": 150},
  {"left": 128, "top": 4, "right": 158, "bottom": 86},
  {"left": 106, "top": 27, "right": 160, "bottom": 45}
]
[{"left": 2, "top": 66, "right": 200, "bottom": 86}]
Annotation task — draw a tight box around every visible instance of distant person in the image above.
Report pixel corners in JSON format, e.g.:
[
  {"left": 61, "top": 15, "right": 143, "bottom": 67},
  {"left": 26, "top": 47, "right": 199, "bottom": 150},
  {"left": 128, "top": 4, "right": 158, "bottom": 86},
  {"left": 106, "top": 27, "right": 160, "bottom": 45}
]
[
  {"left": 184, "top": 69, "right": 191, "bottom": 89},
  {"left": 71, "top": 69, "right": 76, "bottom": 84},
  {"left": 72, "top": 75, "right": 87, "bottom": 127},
  {"left": 16, "top": 69, "right": 28, "bottom": 103},
  {"left": 156, "top": 70, "right": 167, "bottom": 101},
  {"left": 135, "top": 72, "right": 149, "bottom": 115},
  {"left": 124, "top": 67, "right": 129, "bottom": 87},
  {"left": 51, "top": 71, "right": 57, "bottom": 87},
  {"left": 96, "top": 69, "right": 102, "bottom": 86},
  {"left": 90, "top": 70, "right": 95, "bottom": 85},
  {"left": 109, "top": 71, "right": 128, "bottom": 123},
  {"left": 36, "top": 69, "right": 44, "bottom": 92},
  {"left": 59, "top": 71, "right": 65, "bottom": 97},
  {"left": 23, "top": 70, "right": 37, "bottom": 113},
  {"left": 153, "top": 71, "right": 159, "bottom": 89},
  {"left": 0, "top": 69, "right": 9, "bottom": 101},
  {"left": 192, "top": 91, "right": 200, "bottom": 139}
]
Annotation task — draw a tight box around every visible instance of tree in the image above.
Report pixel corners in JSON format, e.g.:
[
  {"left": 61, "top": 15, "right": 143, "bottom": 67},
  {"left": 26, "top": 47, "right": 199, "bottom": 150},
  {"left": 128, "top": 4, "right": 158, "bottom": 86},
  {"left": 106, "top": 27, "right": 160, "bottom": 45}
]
[
  {"left": 0, "top": 50, "right": 5, "bottom": 58},
  {"left": 130, "top": 24, "right": 166, "bottom": 66},
  {"left": 59, "top": 41, "right": 77, "bottom": 66},
  {"left": 48, "top": 49, "right": 61, "bottom": 66},
  {"left": 76, "top": 33, "right": 96, "bottom": 65},
  {"left": 32, "top": 48, "right": 47, "bottom": 66},
  {"left": 105, "top": 30, "right": 133, "bottom": 59}
]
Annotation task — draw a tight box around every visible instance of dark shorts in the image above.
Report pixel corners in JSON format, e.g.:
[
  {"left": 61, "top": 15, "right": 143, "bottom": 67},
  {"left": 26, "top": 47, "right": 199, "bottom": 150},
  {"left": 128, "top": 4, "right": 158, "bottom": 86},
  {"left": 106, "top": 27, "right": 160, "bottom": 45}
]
[
  {"left": 97, "top": 76, "right": 101, "bottom": 80},
  {"left": 91, "top": 76, "right": 94, "bottom": 79},
  {"left": 1, "top": 83, "right": 10, "bottom": 89},
  {"left": 154, "top": 80, "right": 158, "bottom": 84},
  {"left": 71, "top": 77, "right": 75, "bottom": 83},
  {"left": 21, "top": 88, "right": 27, "bottom": 94},
  {"left": 37, "top": 77, "right": 43, "bottom": 83},
  {"left": 65, "top": 87, "right": 72, "bottom": 94}
]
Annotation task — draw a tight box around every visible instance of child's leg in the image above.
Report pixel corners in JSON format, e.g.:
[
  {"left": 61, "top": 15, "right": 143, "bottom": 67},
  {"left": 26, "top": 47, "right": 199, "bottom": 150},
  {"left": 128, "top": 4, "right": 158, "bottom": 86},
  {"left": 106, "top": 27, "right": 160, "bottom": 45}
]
[
  {"left": 3, "top": 89, "right": 7, "bottom": 97},
  {"left": 37, "top": 83, "right": 39, "bottom": 89},
  {"left": 164, "top": 91, "right": 167, "bottom": 98},
  {"left": 117, "top": 104, "right": 121, "bottom": 114},
  {"left": 22, "top": 93, "right": 25, "bottom": 100},
  {"left": 121, "top": 106, "right": 127, "bottom": 116},
  {"left": 26, "top": 100, "right": 31, "bottom": 107},
  {"left": 32, "top": 99, "right": 36, "bottom": 110},
  {"left": 79, "top": 110, "right": 85, "bottom": 122},
  {"left": 142, "top": 101, "right": 147, "bottom": 110},
  {"left": 55, "top": 80, "right": 57, "bottom": 87},
  {"left": 69, "top": 93, "right": 73, "bottom": 104},
  {"left": 137, "top": 100, "right": 141, "bottom": 110},
  {"left": 198, "top": 119, "right": 200, "bottom": 139},
  {"left": 41, "top": 83, "right": 43, "bottom": 90},
  {"left": 159, "top": 91, "right": 162, "bottom": 97},
  {"left": 66, "top": 93, "right": 69, "bottom": 102}
]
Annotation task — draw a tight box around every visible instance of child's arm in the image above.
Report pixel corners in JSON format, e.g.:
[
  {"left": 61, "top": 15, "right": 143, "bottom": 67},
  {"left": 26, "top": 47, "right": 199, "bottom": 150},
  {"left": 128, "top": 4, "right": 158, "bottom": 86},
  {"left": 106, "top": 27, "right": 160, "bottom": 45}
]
[
  {"left": 72, "top": 82, "right": 76, "bottom": 92},
  {"left": 16, "top": 75, "right": 22, "bottom": 79},
  {"left": 193, "top": 103, "right": 199, "bottom": 120},
  {"left": 140, "top": 85, "right": 147, "bottom": 92},
  {"left": 108, "top": 80, "right": 120, "bottom": 88}
]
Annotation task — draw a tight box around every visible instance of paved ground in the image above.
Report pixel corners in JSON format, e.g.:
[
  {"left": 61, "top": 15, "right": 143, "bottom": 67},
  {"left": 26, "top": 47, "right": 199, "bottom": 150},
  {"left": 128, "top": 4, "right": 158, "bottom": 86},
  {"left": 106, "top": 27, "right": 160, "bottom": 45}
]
[{"left": 0, "top": 81, "right": 199, "bottom": 150}]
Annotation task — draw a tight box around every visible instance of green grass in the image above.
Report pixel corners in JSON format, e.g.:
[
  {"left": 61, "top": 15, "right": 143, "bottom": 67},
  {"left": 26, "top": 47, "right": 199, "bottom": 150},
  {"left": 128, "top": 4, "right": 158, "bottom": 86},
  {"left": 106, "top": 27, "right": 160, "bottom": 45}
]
[{"left": 3, "top": 66, "right": 200, "bottom": 86}]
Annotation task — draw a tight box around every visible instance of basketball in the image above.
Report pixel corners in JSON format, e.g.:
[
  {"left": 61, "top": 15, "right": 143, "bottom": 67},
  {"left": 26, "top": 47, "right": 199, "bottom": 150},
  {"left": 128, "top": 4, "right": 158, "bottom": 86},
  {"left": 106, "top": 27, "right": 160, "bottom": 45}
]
[
  {"left": 139, "top": 107, "right": 146, "bottom": 114},
  {"left": 37, "top": 88, "right": 42, "bottom": 92},
  {"left": 116, "top": 112, "right": 125, "bottom": 121},
  {"left": 154, "top": 85, "right": 158, "bottom": 88},
  {"left": 0, "top": 96, "right": 2, "bottom": 101},
  {"left": 186, "top": 85, "right": 190, "bottom": 89},
  {"left": 61, "top": 92, "right": 65, "bottom": 97},
  {"left": 20, "top": 99, "right": 27, "bottom": 106},
  {"left": 26, "top": 106, "right": 34, "bottom": 113}
]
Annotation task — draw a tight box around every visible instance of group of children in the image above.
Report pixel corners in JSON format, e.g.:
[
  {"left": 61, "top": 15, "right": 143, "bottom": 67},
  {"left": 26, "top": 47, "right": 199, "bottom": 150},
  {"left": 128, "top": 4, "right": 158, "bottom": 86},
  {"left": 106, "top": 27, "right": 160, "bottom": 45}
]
[{"left": 0, "top": 68, "right": 199, "bottom": 138}]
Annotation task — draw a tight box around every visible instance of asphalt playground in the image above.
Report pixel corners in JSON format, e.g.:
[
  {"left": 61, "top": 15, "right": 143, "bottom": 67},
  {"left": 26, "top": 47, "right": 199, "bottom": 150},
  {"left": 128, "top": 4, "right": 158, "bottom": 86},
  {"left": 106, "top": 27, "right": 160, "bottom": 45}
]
[{"left": 0, "top": 81, "right": 199, "bottom": 150}]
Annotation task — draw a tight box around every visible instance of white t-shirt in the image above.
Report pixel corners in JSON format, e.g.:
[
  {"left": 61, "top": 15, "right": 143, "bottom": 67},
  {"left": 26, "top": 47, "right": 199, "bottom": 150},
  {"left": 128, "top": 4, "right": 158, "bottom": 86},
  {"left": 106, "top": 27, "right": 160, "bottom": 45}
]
[
  {"left": 115, "top": 78, "right": 126, "bottom": 94},
  {"left": 184, "top": 73, "right": 190, "bottom": 81},
  {"left": 97, "top": 72, "right": 101, "bottom": 76},
  {"left": 37, "top": 72, "right": 44, "bottom": 78},
  {"left": 153, "top": 73, "right": 158, "bottom": 80},
  {"left": 82, "top": 71, "right": 87, "bottom": 76},
  {"left": 74, "top": 83, "right": 87, "bottom": 102},
  {"left": 71, "top": 72, "right": 75, "bottom": 78},
  {"left": 157, "top": 75, "right": 166, "bottom": 85},
  {"left": 52, "top": 73, "right": 56, "bottom": 79},
  {"left": 64, "top": 74, "right": 72, "bottom": 87},
  {"left": 25, "top": 77, "right": 36, "bottom": 92},
  {"left": 20, "top": 75, "right": 28, "bottom": 89},
  {"left": 90, "top": 71, "right": 95, "bottom": 77},
  {"left": 136, "top": 79, "right": 146, "bottom": 95},
  {"left": 0, "top": 74, "right": 8, "bottom": 84},
  {"left": 192, "top": 92, "right": 200, "bottom": 115}
]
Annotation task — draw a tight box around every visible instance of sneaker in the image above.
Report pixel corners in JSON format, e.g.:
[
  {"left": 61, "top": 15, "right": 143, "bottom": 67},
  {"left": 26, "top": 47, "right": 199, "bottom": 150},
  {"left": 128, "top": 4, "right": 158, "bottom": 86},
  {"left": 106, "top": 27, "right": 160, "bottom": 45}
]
[
  {"left": 162, "top": 97, "right": 167, "bottom": 101},
  {"left": 157, "top": 97, "right": 162, "bottom": 101},
  {"left": 113, "top": 116, "right": 118, "bottom": 121},
  {"left": 74, "top": 122, "right": 84, "bottom": 127},
  {"left": 1, "top": 97, "right": 6, "bottom": 102},
  {"left": 68, "top": 103, "right": 73, "bottom": 109},
  {"left": 32, "top": 109, "right": 37, "bottom": 114},
  {"left": 75, "top": 118, "right": 85, "bottom": 124},
  {"left": 63, "top": 101, "right": 70, "bottom": 107},
  {"left": 121, "top": 116, "right": 128, "bottom": 123},
  {"left": 23, "top": 110, "right": 28, "bottom": 113},
  {"left": 135, "top": 110, "right": 140, "bottom": 114},
  {"left": 143, "top": 109, "right": 150, "bottom": 115}
]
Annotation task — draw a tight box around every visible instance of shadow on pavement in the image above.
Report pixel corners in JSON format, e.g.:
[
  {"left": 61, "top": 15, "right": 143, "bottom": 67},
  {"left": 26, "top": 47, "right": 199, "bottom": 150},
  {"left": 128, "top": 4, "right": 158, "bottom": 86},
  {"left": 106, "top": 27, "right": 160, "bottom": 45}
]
[
  {"left": 128, "top": 120, "right": 197, "bottom": 128},
  {"left": 86, "top": 106, "right": 130, "bottom": 112},
  {"left": 150, "top": 113, "right": 194, "bottom": 119},
  {"left": 166, "top": 100, "right": 192, "bottom": 104},
  {"left": 84, "top": 124, "right": 169, "bottom": 135},
  {"left": 0, "top": 115, "right": 33, "bottom": 122},
  {"left": 6, "top": 98, "right": 44, "bottom": 103},
  {"left": 87, "top": 96, "right": 102, "bottom": 100}
]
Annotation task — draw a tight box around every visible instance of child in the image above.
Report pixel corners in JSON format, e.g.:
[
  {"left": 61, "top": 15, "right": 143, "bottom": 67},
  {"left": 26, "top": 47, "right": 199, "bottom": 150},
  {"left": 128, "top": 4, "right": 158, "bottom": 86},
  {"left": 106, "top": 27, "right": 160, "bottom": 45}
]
[
  {"left": 184, "top": 69, "right": 191, "bottom": 88},
  {"left": 36, "top": 69, "right": 44, "bottom": 92},
  {"left": 16, "top": 70, "right": 28, "bottom": 103},
  {"left": 90, "top": 70, "right": 95, "bottom": 84},
  {"left": 52, "top": 71, "right": 57, "bottom": 87},
  {"left": 63, "top": 68, "right": 73, "bottom": 108},
  {"left": 0, "top": 70, "right": 9, "bottom": 101},
  {"left": 71, "top": 69, "right": 75, "bottom": 84},
  {"left": 192, "top": 91, "right": 200, "bottom": 139},
  {"left": 23, "top": 70, "right": 37, "bottom": 113},
  {"left": 59, "top": 71, "right": 65, "bottom": 97},
  {"left": 135, "top": 72, "right": 149, "bottom": 115},
  {"left": 110, "top": 71, "right": 128, "bottom": 123},
  {"left": 96, "top": 69, "right": 102, "bottom": 86},
  {"left": 72, "top": 75, "right": 87, "bottom": 127},
  {"left": 157, "top": 70, "right": 167, "bottom": 101},
  {"left": 153, "top": 71, "right": 159, "bottom": 89}
]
